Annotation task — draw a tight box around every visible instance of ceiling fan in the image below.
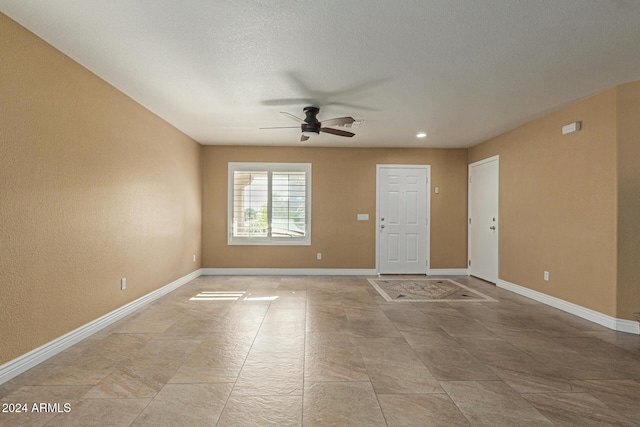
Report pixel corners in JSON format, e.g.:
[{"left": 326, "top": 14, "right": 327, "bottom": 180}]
[{"left": 261, "top": 106, "right": 356, "bottom": 142}]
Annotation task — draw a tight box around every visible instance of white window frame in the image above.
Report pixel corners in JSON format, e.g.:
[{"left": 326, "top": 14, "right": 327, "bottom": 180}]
[{"left": 228, "top": 162, "right": 312, "bottom": 246}]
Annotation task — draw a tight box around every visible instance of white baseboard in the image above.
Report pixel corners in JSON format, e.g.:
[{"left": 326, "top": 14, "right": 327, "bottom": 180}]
[
  {"left": 203, "top": 268, "right": 467, "bottom": 276},
  {"left": 616, "top": 319, "right": 640, "bottom": 335},
  {"left": 497, "top": 279, "right": 639, "bottom": 335},
  {"left": 201, "top": 268, "right": 377, "bottom": 276},
  {"left": 0, "top": 269, "right": 202, "bottom": 385},
  {"left": 427, "top": 268, "right": 469, "bottom": 276}
]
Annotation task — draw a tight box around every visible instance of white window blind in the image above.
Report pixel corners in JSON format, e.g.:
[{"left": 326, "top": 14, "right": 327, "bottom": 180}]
[
  {"left": 232, "top": 171, "right": 268, "bottom": 237},
  {"left": 228, "top": 163, "right": 311, "bottom": 245},
  {"left": 271, "top": 172, "right": 307, "bottom": 237}
]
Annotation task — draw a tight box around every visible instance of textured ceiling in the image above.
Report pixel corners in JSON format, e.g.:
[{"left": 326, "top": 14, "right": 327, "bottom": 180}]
[{"left": 2, "top": 0, "right": 640, "bottom": 148}]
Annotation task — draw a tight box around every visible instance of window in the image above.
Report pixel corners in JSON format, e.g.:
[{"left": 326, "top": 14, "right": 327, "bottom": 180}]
[{"left": 228, "top": 162, "right": 311, "bottom": 245}]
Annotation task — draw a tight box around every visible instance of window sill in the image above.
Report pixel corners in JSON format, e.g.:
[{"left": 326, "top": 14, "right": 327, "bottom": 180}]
[{"left": 228, "top": 237, "right": 311, "bottom": 246}]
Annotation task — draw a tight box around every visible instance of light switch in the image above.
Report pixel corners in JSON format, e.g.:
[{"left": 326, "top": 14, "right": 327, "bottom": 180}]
[
  {"left": 435, "top": 187, "right": 440, "bottom": 194},
  {"left": 357, "top": 214, "right": 369, "bottom": 221}
]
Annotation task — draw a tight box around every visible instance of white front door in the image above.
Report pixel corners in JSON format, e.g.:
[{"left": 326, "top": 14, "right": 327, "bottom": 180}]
[
  {"left": 377, "top": 165, "right": 430, "bottom": 274},
  {"left": 468, "top": 156, "right": 499, "bottom": 283}
]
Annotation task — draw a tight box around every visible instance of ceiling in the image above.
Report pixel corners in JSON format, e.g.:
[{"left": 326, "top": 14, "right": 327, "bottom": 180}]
[{"left": 2, "top": 1, "right": 640, "bottom": 148}]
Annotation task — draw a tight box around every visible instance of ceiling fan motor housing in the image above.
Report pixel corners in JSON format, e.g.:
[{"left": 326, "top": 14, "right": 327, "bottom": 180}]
[{"left": 301, "top": 106, "right": 321, "bottom": 134}]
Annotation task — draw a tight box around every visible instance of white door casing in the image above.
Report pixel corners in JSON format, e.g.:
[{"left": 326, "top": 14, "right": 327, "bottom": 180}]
[
  {"left": 377, "top": 165, "right": 430, "bottom": 274},
  {"left": 468, "top": 155, "right": 499, "bottom": 283}
]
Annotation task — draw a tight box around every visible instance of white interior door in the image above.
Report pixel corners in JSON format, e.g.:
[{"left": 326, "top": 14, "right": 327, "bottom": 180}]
[
  {"left": 468, "top": 156, "right": 499, "bottom": 283},
  {"left": 377, "top": 165, "right": 430, "bottom": 274}
]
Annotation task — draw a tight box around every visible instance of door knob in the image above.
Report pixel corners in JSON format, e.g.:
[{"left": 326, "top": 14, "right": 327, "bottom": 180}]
[
  {"left": 381, "top": 225, "right": 386, "bottom": 229},
  {"left": 490, "top": 226, "right": 496, "bottom": 230}
]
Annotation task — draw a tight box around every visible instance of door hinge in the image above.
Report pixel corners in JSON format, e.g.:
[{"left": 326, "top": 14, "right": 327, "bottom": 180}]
[
  {"left": 469, "top": 218, "right": 471, "bottom": 225},
  {"left": 468, "top": 260, "right": 471, "bottom": 266},
  {"left": 469, "top": 176, "right": 472, "bottom": 183},
  {"left": 426, "top": 259, "right": 429, "bottom": 266}
]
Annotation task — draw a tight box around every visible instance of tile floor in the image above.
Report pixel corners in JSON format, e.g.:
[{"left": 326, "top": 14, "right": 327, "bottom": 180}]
[{"left": 1, "top": 275, "right": 640, "bottom": 426}]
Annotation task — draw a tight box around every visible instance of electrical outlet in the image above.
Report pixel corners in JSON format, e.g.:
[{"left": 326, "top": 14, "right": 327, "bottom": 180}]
[
  {"left": 317, "top": 253, "right": 322, "bottom": 260},
  {"left": 544, "top": 271, "right": 549, "bottom": 281},
  {"left": 121, "top": 278, "right": 127, "bottom": 290}
]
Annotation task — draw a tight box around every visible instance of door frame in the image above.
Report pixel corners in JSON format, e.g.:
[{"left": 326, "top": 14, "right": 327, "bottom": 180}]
[
  {"left": 375, "top": 164, "right": 431, "bottom": 274},
  {"left": 467, "top": 155, "right": 500, "bottom": 282}
]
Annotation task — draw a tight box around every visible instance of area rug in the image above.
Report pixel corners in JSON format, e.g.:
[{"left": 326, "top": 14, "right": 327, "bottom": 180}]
[{"left": 368, "top": 278, "right": 497, "bottom": 302}]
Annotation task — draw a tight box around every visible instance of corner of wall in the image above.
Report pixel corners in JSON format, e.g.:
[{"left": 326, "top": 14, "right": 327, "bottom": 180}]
[{"left": 615, "top": 80, "right": 640, "bottom": 320}]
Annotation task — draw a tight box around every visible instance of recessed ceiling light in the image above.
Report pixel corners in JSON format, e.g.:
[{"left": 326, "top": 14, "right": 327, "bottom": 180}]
[{"left": 416, "top": 132, "right": 427, "bottom": 138}]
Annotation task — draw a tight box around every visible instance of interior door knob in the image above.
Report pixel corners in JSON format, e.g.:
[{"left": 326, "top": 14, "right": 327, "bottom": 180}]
[
  {"left": 381, "top": 225, "right": 386, "bottom": 229},
  {"left": 490, "top": 226, "right": 496, "bottom": 230}
]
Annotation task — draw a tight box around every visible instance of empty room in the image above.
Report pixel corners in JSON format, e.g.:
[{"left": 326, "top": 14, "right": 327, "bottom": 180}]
[{"left": 1, "top": 1, "right": 640, "bottom": 426}]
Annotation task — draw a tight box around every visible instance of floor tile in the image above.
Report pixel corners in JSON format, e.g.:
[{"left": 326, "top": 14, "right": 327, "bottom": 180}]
[
  {"left": 382, "top": 307, "right": 437, "bottom": 332},
  {"left": 302, "top": 382, "right": 386, "bottom": 427},
  {"left": 586, "top": 330, "right": 640, "bottom": 352},
  {"left": 457, "top": 336, "right": 584, "bottom": 393},
  {"left": 413, "top": 346, "right": 500, "bottom": 381},
  {"left": 168, "top": 334, "right": 254, "bottom": 384},
  {"left": 84, "top": 339, "right": 200, "bottom": 398},
  {"left": 569, "top": 379, "right": 640, "bottom": 421},
  {"left": 130, "top": 383, "right": 232, "bottom": 426},
  {"left": 440, "top": 380, "right": 552, "bottom": 426},
  {"left": 304, "top": 332, "right": 369, "bottom": 382},
  {"left": 400, "top": 329, "right": 462, "bottom": 348},
  {"left": 378, "top": 393, "right": 471, "bottom": 426},
  {"left": 428, "top": 315, "right": 498, "bottom": 338},
  {"left": 217, "top": 394, "right": 302, "bottom": 427},
  {"left": 347, "top": 317, "right": 401, "bottom": 338},
  {"left": 356, "top": 337, "right": 442, "bottom": 394},
  {"left": 305, "top": 306, "right": 350, "bottom": 332},
  {"left": 233, "top": 358, "right": 303, "bottom": 396},
  {"left": 522, "top": 392, "right": 638, "bottom": 426}
]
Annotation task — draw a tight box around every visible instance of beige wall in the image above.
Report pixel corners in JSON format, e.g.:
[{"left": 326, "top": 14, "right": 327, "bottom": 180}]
[
  {"left": 0, "top": 14, "right": 202, "bottom": 364},
  {"left": 616, "top": 81, "right": 640, "bottom": 320},
  {"left": 202, "top": 146, "right": 468, "bottom": 270},
  {"left": 469, "top": 89, "right": 619, "bottom": 317}
]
